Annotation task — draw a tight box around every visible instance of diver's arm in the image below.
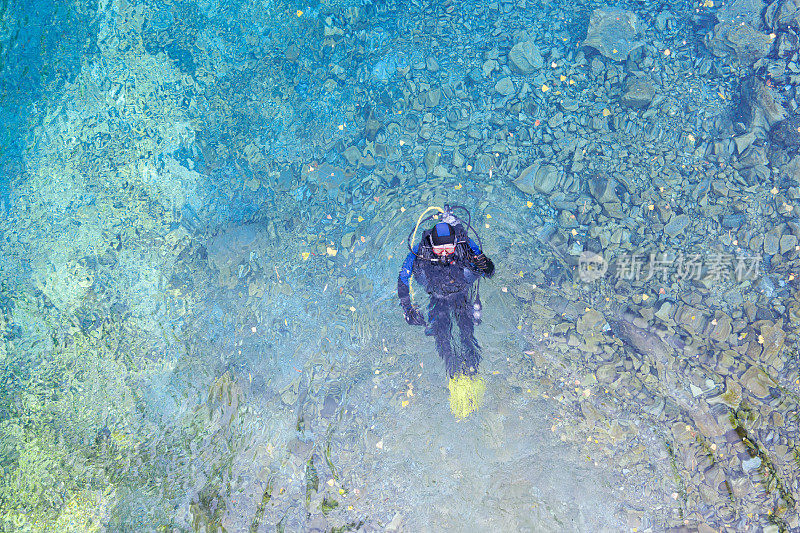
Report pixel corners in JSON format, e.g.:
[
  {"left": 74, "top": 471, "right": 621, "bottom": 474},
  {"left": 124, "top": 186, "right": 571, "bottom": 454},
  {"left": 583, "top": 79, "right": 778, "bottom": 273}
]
[
  {"left": 397, "top": 247, "right": 416, "bottom": 299},
  {"left": 467, "top": 238, "right": 495, "bottom": 278},
  {"left": 397, "top": 247, "right": 425, "bottom": 326}
]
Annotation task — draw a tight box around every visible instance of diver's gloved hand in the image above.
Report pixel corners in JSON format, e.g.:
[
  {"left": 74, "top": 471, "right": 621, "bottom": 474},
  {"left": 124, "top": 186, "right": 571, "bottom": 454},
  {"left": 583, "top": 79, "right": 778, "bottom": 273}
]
[
  {"left": 400, "top": 297, "right": 426, "bottom": 326},
  {"left": 474, "top": 253, "right": 495, "bottom": 278},
  {"left": 405, "top": 308, "right": 426, "bottom": 326}
]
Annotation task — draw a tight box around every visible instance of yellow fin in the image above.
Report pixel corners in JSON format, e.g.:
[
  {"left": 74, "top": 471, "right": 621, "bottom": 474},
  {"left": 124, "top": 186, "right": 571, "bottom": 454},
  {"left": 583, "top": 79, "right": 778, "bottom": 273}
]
[{"left": 448, "top": 374, "right": 485, "bottom": 419}]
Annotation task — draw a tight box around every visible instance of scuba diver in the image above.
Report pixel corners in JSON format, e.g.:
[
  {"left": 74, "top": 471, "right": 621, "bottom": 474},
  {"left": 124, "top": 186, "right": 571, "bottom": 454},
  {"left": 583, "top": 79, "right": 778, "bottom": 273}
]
[{"left": 397, "top": 205, "right": 495, "bottom": 381}]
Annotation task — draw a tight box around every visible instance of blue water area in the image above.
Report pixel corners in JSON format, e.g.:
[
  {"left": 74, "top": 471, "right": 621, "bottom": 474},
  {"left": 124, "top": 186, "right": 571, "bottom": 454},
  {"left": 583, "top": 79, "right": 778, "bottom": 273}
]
[
  {"left": 0, "top": 0, "right": 96, "bottom": 210},
  {"left": 1, "top": 0, "right": 799, "bottom": 531}
]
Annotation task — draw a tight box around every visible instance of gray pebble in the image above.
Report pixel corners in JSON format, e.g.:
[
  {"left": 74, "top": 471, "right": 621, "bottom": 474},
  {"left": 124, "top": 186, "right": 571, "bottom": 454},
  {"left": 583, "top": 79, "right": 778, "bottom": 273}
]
[
  {"left": 741, "top": 456, "right": 761, "bottom": 473},
  {"left": 764, "top": 229, "right": 780, "bottom": 255},
  {"left": 722, "top": 213, "right": 744, "bottom": 229},
  {"left": 508, "top": 40, "right": 544, "bottom": 74},
  {"left": 495, "top": 77, "right": 516, "bottom": 96},
  {"left": 664, "top": 214, "right": 690, "bottom": 237},
  {"left": 426, "top": 56, "right": 439, "bottom": 72}
]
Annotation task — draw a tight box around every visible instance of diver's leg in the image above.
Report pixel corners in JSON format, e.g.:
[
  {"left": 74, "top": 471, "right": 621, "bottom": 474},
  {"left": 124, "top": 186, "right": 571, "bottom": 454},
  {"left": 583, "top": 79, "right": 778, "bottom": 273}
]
[
  {"left": 424, "top": 303, "right": 435, "bottom": 336},
  {"left": 455, "top": 293, "right": 481, "bottom": 375},
  {"left": 424, "top": 297, "right": 436, "bottom": 336},
  {"left": 429, "top": 297, "right": 457, "bottom": 377}
]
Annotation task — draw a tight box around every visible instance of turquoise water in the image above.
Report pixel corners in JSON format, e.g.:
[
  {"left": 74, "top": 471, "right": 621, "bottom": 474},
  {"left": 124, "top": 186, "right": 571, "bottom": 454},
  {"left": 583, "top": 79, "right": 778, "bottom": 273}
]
[{"left": 1, "top": 0, "right": 799, "bottom": 531}]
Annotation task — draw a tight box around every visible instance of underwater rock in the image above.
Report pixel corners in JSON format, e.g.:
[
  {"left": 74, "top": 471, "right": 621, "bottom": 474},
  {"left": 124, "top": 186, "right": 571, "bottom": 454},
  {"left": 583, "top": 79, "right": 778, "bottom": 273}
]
[
  {"left": 780, "top": 154, "right": 800, "bottom": 184},
  {"left": 764, "top": 226, "right": 781, "bottom": 255},
  {"left": 705, "top": 22, "right": 773, "bottom": 64},
  {"left": 780, "top": 233, "right": 798, "bottom": 253},
  {"left": 320, "top": 394, "right": 339, "bottom": 418},
  {"left": 582, "top": 8, "right": 645, "bottom": 62},
  {"left": 577, "top": 308, "right": 605, "bottom": 336},
  {"left": 771, "top": 114, "right": 800, "bottom": 146},
  {"left": 343, "top": 146, "right": 362, "bottom": 166},
  {"left": 508, "top": 40, "right": 544, "bottom": 73},
  {"left": 547, "top": 112, "right": 564, "bottom": 128},
  {"left": 676, "top": 304, "right": 706, "bottom": 335},
  {"left": 304, "top": 163, "right": 352, "bottom": 194},
  {"left": 424, "top": 145, "right": 441, "bottom": 171},
  {"left": 513, "top": 162, "right": 559, "bottom": 194},
  {"left": 767, "top": 58, "right": 789, "bottom": 83},
  {"left": 596, "top": 362, "right": 618, "bottom": 384},
  {"left": 620, "top": 78, "right": 655, "bottom": 109},
  {"left": 765, "top": 0, "right": 800, "bottom": 31},
  {"left": 274, "top": 168, "right": 296, "bottom": 192},
  {"left": 739, "top": 76, "right": 787, "bottom": 133},
  {"left": 206, "top": 223, "right": 269, "bottom": 288},
  {"left": 664, "top": 213, "right": 691, "bottom": 237},
  {"left": 759, "top": 321, "right": 786, "bottom": 360},
  {"left": 739, "top": 146, "right": 770, "bottom": 171},
  {"left": 426, "top": 56, "right": 439, "bottom": 71},
  {"left": 607, "top": 315, "right": 674, "bottom": 373},
  {"left": 495, "top": 77, "right": 516, "bottom": 96},
  {"left": 740, "top": 365, "right": 776, "bottom": 398},
  {"left": 424, "top": 87, "right": 441, "bottom": 107},
  {"left": 708, "top": 377, "right": 742, "bottom": 408},
  {"left": 709, "top": 314, "right": 733, "bottom": 342},
  {"left": 371, "top": 55, "right": 398, "bottom": 83},
  {"left": 588, "top": 177, "right": 620, "bottom": 204},
  {"left": 741, "top": 456, "right": 761, "bottom": 472},
  {"left": 287, "top": 437, "right": 314, "bottom": 457},
  {"left": 734, "top": 132, "right": 756, "bottom": 154},
  {"left": 482, "top": 59, "right": 498, "bottom": 77},
  {"left": 306, "top": 514, "right": 329, "bottom": 532},
  {"left": 775, "top": 30, "right": 799, "bottom": 57},
  {"left": 364, "top": 113, "right": 382, "bottom": 141},
  {"left": 717, "top": 0, "right": 766, "bottom": 27},
  {"left": 654, "top": 301, "right": 674, "bottom": 322},
  {"left": 609, "top": 314, "right": 732, "bottom": 442}
]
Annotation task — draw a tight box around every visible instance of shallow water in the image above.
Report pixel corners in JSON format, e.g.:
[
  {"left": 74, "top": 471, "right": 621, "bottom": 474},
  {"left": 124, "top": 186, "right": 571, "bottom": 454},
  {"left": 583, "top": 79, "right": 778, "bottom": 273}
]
[{"left": 1, "top": 0, "right": 800, "bottom": 531}]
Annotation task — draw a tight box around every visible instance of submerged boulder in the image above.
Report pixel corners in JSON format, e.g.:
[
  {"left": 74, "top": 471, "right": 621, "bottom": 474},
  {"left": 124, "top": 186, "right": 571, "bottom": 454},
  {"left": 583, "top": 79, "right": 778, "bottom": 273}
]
[
  {"left": 582, "top": 8, "right": 645, "bottom": 62},
  {"left": 739, "top": 76, "right": 787, "bottom": 133},
  {"left": 771, "top": 114, "right": 800, "bottom": 146},
  {"left": 717, "top": 0, "right": 765, "bottom": 26},
  {"left": 513, "top": 162, "right": 560, "bottom": 195},
  {"left": 775, "top": 30, "right": 799, "bottom": 58},
  {"left": 764, "top": 0, "right": 800, "bottom": 31},
  {"left": 508, "top": 40, "right": 544, "bottom": 74},
  {"left": 705, "top": 22, "right": 774, "bottom": 64},
  {"left": 620, "top": 78, "right": 656, "bottom": 109}
]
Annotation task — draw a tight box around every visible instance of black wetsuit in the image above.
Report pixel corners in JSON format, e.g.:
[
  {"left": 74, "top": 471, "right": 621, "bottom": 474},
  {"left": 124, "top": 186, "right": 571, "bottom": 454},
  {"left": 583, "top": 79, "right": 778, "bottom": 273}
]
[{"left": 397, "top": 224, "right": 494, "bottom": 377}]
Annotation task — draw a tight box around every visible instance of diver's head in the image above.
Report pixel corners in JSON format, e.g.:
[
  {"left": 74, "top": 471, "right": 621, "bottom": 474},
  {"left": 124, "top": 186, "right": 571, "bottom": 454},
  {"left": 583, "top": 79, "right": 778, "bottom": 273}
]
[{"left": 431, "top": 222, "right": 456, "bottom": 257}]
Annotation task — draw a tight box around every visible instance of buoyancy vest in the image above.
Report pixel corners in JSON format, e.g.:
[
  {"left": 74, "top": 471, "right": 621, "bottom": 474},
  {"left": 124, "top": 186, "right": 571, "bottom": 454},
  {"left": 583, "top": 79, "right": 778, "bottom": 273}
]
[{"left": 412, "top": 225, "right": 480, "bottom": 298}]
